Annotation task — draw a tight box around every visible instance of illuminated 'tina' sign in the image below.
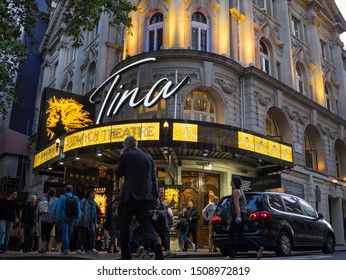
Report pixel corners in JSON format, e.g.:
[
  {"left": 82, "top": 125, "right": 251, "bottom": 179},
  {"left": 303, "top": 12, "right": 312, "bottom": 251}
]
[{"left": 89, "top": 58, "right": 190, "bottom": 124}]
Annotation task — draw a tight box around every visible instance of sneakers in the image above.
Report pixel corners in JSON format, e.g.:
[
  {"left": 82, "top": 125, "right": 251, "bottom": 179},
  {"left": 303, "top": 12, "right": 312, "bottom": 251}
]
[
  {"left": 135, "top": 246, "right": 144, "bottom": 257},
  {"left": 191, "top": 243, "right": 196, "bottom": 251},
  {"left": 61, "top": 250, "right": 69, "bottom": 255},
  {"left": 76, "top": 249, "right": 85, "bottom": 255},
  {"left": 41, "top": 242, "right": 47, "bottom": 253},
  {"left": 176, "top": 248, "right": 182, "bottom": 252},
  {"left": 89, "top": 249, "right": 98, "bottom": 255}
]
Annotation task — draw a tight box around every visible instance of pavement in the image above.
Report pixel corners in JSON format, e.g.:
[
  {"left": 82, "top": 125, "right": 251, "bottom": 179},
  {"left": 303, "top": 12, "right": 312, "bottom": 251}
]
[{"left": 0, "top": 245, "right": 345, "bottom": 260}]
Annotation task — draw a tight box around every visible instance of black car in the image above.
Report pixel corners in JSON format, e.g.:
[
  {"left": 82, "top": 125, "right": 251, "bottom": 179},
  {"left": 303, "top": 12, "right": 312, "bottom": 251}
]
[{"left": 212, "top": 192, "right": 335, "bottom": 257}]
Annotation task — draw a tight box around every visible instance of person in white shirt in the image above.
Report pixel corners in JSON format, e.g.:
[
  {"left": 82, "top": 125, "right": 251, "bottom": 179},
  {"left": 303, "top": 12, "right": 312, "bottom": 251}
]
[{"left": 202, "top": 196, "right": 219, "bottom": 252}]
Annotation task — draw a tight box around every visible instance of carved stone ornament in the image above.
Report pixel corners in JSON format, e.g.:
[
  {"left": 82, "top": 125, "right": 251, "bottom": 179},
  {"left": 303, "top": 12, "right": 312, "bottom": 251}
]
[
  {"left": 254, "top": 91, "right": 272, "bottom": 106},
  {"left": 292, "top": 110, "right": 308, "bottom": 125},
  {"left": 282, "top": 105, "right": 297, "bottom": 120},
  {"left": 214, "top": 78, "right": 237, "bottom": 95}
]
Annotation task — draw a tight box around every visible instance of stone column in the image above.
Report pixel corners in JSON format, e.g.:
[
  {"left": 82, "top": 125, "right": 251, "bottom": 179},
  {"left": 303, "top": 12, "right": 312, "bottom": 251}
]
[
  {"left": 330, "top": 38, "right": 346, "bottom": 119},
  {"left": 124, "top": 8, "right": 140, "bottom": 57},
  {"left": 306, "top": 8, "right": 324, "bottom": 105},
  {"left": 168, "top": 0, "right": 185, "bottom": 48},
  {"left": 273, "top": 0, "right": 294, "bottom": 87},
  {"left": 240, "top": 0, "right": 255, "bottom": 66},
  {"left": 216, "top": 1, "right": 230, "bottom": 56}
]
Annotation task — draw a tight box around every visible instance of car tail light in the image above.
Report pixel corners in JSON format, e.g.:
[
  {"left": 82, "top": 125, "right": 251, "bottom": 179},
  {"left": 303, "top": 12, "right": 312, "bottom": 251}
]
[
  {"left": 212, "top": 215, "right": 222, "bottom": 224},
  {"left": 248, "top": 211, "right": 272, "bottom": 220}
]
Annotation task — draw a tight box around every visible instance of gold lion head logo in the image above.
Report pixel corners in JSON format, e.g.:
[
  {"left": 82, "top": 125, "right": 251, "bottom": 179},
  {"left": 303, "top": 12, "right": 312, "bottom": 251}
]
[{"left": 45, "top": 96, "right": 93, "bottom": 140}]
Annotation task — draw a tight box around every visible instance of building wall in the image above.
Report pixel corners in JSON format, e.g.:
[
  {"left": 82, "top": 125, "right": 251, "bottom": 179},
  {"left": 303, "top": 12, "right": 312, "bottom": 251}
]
[{"left": 33, "top": 0, "right": 346, "bottom": 244}]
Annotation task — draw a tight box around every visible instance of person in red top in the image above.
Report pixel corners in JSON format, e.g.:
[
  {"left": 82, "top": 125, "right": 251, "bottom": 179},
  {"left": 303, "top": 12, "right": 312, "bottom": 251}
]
[{"left": 0, "top": 190, "right": 20, "bottom": 253}]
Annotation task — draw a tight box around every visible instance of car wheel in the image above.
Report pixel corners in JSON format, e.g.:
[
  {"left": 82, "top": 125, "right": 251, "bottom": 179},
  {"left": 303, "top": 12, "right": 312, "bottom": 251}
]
[
  {"left": 275, "top": 231, "right": 292, "bottom": 256},
  {"left": 219, "top": 247, "right": 229, "bottom": 257},
  {"left": 322, "top": 233, "right": 335, "bottom": 254}
]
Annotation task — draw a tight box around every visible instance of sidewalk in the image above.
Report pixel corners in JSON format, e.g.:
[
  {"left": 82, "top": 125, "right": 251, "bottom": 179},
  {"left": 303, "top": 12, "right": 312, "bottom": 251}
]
[{"left": 0, "top": 245, "right": 345, "bottom": 260}]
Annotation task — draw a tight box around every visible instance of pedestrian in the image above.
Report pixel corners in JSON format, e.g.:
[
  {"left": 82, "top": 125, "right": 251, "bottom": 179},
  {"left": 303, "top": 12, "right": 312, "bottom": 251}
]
[
  {"left": 202, "top": 196, "right": 219, "bottom": 252},
  {"left": 225, "top": 176, "right": 264, "bottom": 260},
  {"left": 153, "top": 188, "right": 173, "bottom": 258},
  {"left": 115, "top": 135, "right": 163, "bottom": 260},
  {"left": 0, "top": 190, "right": 20, "bottom": 253},
  {"left": 187, "top": 200, "right": 200, "bottom": 251},
  {"left": 76, "top": 189, "right": 98, "bottom": 255},
  {"left": 176, "top": 202, "right": 195, "bottom": 252},
  {"left": 105, "top": 192, "right": 120, "bottom": 253},
  {"left": 21, "top": 195, "right": 38, "bottom": 253},
  {"left": 39, "top": 187, "right": 58, "bottom": 253},
  {"left": 55, "top": 184, "right": 81, "bottom": 255}
]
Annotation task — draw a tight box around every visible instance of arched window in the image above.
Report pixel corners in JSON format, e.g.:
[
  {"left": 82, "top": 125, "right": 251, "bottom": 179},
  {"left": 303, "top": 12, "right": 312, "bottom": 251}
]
[
  {"left": 191, "top": 12, "right": 208, "bottom": 52},
  {"left": 324, "top": 84, "right": 333, "bottom": 111},
  {"left": 260, "top": 40, "right": 270, "bottom": 74},
  {"left": 148, "top": 12, "right": 163, "bottom": 51},
  {"left": 88, "top": 63, "right": 96, "bottom": 91},
  {"left": 304, "top": 133, "right": 317, "bottom": 170},
  {"left": 295, "top": 63, "right": 305, "bottom": 95},
  {"left": 266, "top": 112, "right": 279, "bottom": 137},
  {"left": 184, "top": 91, "right": 216, "bottom": 122}
]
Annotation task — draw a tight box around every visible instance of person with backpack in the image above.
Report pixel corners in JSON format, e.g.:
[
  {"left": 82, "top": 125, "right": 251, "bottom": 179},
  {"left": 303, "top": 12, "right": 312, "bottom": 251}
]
[
  {"left": 75, "top": 189, "right": 98, "bottom": 255},
  {"left": 56, "top": 184, "right": 81, "bottom": 255},
  {"left": 39, "top": 187, "right": 58, "bottom": 253}
]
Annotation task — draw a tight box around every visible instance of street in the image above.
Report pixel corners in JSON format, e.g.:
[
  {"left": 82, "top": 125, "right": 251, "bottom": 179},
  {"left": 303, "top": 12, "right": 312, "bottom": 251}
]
[{"left": 0, "top": 247, "right": 345, "bottom": 260}]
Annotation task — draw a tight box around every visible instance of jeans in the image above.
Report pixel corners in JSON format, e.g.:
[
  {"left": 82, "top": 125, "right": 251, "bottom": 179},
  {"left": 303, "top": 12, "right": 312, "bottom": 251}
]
[
  {"left": 228, "top": 214, "right": 262, "bottom": 258},
  {"left": 109, "top": 219, "right": 118, "bottom": 249},
  {"left": 23, "top": 223, "right": 35, "bottom": 251},
  {"left": 60, "top": 216, "right": 75, "bottom": 253},
  {"left": 118, "top": 197, "right": 162, "bottom": 260},
  {"left": 0, "top": 220, "right": 14, "bottom": 249},
  {"left": 177, "top": 227, "right": 193, "bottom": 249}
]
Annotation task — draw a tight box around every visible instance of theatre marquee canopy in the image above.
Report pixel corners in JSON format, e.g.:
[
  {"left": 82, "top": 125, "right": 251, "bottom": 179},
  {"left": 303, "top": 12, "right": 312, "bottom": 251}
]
[{"left": 33, "top": 118, "right": 293, "bottom": 173}]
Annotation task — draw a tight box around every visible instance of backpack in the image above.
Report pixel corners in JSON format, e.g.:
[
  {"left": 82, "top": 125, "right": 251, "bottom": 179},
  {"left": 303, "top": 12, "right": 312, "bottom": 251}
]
[
  {"left": 38, "top": 199, "right": 48, "bottom": 214},
  {"left": 65, "top": 195, "right": 79, "bottom": 217}
]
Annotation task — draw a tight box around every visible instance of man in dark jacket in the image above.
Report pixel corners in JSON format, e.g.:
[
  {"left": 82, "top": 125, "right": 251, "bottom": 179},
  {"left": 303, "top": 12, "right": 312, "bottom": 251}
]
[
  {"left": 115, "top": 136, "right": 163, "bottom": 260},
  {"left": 0, "top": 190, "right": 20, "bottom": 253}
]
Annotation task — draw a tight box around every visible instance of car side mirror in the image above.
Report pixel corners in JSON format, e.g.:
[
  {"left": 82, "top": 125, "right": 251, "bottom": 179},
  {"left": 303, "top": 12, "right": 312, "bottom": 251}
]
[{"left": 318, "top": 213, "right": 324, "bottom": 219}]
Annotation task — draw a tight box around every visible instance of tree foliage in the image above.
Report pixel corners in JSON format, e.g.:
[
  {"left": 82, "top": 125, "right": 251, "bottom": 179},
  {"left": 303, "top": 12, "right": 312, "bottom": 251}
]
[{"left": 0, "top": 0, "right": 137, "bottom": 119}]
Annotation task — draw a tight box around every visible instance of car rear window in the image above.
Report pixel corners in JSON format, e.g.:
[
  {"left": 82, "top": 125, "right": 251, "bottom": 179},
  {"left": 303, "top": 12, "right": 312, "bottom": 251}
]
[
  {"left": 245, "top": 194, "right": 263, "bottom": 212},
  {"left": 267, "top": 194, "right": 285, "bottom": 211},
  {"left": 282, "top": 195, "right": 303, "bottom": 215}
]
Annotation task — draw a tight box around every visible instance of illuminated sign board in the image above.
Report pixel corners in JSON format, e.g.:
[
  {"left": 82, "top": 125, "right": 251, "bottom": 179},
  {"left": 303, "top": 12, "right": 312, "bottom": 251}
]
[
  {"left": 89, "top": 58, "right": 190, "bottom": 124},
  {"left": 64, "top": 122, "right": 160, "bottom": 152},
  {"left": 33, "top": 143, "right": 59, "bottom": 168},
  {"left": 238, "top": 132, "right": 293, "bottom": 162},
  {"left": 172, "top": 123, "right": 198, "bottom": 142}
]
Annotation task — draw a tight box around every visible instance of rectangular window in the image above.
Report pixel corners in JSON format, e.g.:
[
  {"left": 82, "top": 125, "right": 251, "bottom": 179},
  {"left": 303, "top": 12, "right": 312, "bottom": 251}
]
[
  {"left": 157, "top": 28, "right": 163, "bottom": 50},
  {"left": 258, "top": 0, "right": 267, "bottom": 13},
  {"left": 291, "top": 16, "right": 300, "bottom": 38},
  {"left": 320, "top": 40, "right": 327, "bottom": 58},
  {"left": 149, "top": 30, "right": 155, "bottom": 51},
  {"left": 192, "top": 28, "right": 198, "bottom": 50},
  {"left": 201, "top": 29, "right": 207, "bottom": 51}
]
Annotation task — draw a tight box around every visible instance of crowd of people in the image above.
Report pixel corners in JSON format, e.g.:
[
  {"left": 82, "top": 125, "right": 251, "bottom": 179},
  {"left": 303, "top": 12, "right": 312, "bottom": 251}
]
[{"left": 0, "top": 136, "right": 263, "bottom": 260}]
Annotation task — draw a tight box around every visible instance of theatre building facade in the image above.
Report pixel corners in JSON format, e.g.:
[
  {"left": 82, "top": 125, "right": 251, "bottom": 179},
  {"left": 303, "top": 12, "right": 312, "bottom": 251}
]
[{"left": 30, "top": 0, "right": 346, "bottom": 247}]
